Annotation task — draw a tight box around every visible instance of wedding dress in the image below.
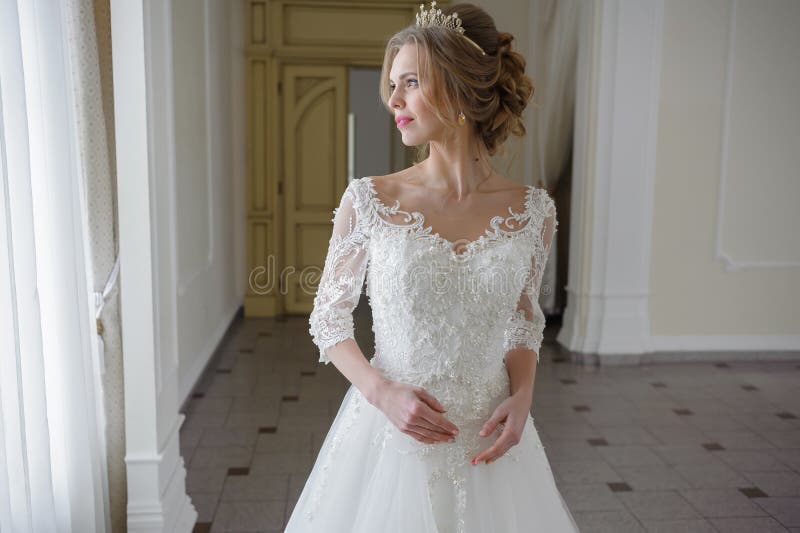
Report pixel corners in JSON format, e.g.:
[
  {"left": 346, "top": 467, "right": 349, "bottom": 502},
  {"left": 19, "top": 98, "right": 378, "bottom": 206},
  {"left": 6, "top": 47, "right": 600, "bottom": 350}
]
[{"left": 284, "top": 176, "right": 579, "bottom": 532}]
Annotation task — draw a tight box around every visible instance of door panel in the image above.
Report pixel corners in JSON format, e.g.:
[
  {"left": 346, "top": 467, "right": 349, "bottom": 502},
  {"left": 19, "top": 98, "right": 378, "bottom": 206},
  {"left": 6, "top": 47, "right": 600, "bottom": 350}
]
[{"left": 282, "top": 65, "right": 348, "bottom": 313}]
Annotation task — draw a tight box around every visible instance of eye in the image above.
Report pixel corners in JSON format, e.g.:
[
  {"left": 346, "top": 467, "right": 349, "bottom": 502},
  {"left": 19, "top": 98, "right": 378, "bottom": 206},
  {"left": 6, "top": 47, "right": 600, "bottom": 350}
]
[{"left": 407, "top": 79, "right": 418, "bottom": 87}]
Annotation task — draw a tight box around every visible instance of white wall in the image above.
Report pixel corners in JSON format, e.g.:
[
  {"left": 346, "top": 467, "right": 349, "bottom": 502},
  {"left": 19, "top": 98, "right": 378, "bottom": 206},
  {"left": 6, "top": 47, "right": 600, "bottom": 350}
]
[
  {"left": 649, "top": 0, "right": 800, "bottom": 345},
  {"left": 171, "top": 0, "right": 245, "bottom": 401},
  {"left": 558, "top": 0, "right": 799, "bottom": 361}
]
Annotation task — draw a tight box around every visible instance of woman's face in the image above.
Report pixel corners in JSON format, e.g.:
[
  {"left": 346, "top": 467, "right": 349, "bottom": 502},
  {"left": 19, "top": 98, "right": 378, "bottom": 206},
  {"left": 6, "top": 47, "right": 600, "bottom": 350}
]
[{"left": 388, "top": 43, "right": 445, "bottom": 146}]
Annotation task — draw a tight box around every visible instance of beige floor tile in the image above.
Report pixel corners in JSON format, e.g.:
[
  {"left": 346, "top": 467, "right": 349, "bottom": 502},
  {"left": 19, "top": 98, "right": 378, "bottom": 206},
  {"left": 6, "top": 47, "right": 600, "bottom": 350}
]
[
  {"left": 573, "top": 510, "right": 645, "bottom": 533},
  {"left": 680, "top": 488, "right": 767, "bottom": 518},
  {"left": 210, "top": 501, "right": 285, "bottom": 532},
  {"left": 619, "top": 491, "right": 699, "bottom": 522},
  {"left": 220, "top": 473, "right": 289, "bottom": 501}
]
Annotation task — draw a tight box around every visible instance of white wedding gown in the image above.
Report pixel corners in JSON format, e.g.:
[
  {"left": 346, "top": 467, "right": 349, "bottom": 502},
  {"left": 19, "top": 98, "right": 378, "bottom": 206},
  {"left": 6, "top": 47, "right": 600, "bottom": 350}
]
[{"left": 284, "top": 176, "right": 579, "bottom": 533}]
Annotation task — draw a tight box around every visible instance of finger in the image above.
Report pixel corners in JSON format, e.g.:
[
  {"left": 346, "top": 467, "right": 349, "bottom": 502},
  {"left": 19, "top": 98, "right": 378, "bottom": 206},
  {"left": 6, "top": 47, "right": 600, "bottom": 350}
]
[
  {"left": 483, "top": 442, "right": 511, "bottom": 464},
  {"left": 414, "top": 400, "right": 459, "bottom": 433},
  {"left": 404, "top": 427, "right": 436, "bottom": 444},
  {"left": 427, "top": 413, "right": 458, "bottom": 436},
  {"left": 479, "top": 413, "right": 506, "bottom": 437},
  {"left": 416, "top": 388, "right": 447, "bottom": 412},
  {"left": 409, "top": 415, "right": 455, "bottom": 440},
  {"left": 472, "top": 428, "right": 516, "bottom": 464},
  {"left": 472, "top": 436, "right": 504, "bottom": 464},
  {"left": 414, "top": 401, "right": 459, "bottom": 435},
  {"left": 412, "top": 417, "right": 457, "bottom": 440},
  {"left": 471, "top": 441, "right": 506, "bottom": 465},
  {"left": 472, "top": 443, "right": 509, "bottom": 465},
  {"left": 408, "top": 424, "right": 455, "bottom": 443}
]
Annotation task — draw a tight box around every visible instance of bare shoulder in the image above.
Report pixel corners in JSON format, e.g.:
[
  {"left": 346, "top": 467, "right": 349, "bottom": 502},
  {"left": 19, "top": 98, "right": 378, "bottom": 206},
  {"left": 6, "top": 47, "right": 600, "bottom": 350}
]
[{"left": 364, "top": 169, "right": 417, "bottom": 198}]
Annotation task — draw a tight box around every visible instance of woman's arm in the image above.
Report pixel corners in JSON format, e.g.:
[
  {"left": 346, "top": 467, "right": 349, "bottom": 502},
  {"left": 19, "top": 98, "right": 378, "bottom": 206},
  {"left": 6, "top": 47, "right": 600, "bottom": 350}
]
[
  {"left": 500, "top": 192, "right": 557, "bottom": 401},
  {"left": 323, "top": 338, "right": 389, "bottom": 405},
  {"left": 308, "top": 181, "right": 387, "bottom": 403},
  {"left": 471, "top": 194, "right": 557, "bottom": 465},
  {"left": 503, "top": 346, "right": 537, "bottom": 405}
]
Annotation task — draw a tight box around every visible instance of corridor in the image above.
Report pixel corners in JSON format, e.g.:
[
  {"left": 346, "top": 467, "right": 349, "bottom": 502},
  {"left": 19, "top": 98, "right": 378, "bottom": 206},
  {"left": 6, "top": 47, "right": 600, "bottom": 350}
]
[{"left": 181, "top": 306, "right": 800, "bottom": 533}]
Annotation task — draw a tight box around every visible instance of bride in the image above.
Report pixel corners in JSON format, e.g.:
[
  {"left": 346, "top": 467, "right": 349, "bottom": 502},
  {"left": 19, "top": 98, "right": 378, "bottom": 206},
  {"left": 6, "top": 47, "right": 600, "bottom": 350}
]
[{"left": 285, "top": 2, "right": 579, "bottom": 532}]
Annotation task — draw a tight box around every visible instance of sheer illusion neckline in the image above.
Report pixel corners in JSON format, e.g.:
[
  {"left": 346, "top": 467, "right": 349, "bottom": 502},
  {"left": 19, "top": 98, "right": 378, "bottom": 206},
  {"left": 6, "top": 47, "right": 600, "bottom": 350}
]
[{"left": 362, "top": 176, "right": 536, "bottom": 260}]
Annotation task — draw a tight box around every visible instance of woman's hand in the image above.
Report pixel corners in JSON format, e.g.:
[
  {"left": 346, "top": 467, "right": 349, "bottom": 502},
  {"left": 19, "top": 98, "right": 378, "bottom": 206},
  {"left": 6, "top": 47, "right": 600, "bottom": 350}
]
[
  {"left": 373, "top": 380, "right": 460, "bottom": 445},
  {"left": 470, "top": 389, "right": 532, "bottom": 465}
]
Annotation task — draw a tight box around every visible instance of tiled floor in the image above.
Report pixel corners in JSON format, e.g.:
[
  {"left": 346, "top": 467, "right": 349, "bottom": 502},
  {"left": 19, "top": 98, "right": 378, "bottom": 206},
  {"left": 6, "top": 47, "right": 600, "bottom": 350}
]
[{"left": 181, "top": 305, "right": 800, "bottom": 533}]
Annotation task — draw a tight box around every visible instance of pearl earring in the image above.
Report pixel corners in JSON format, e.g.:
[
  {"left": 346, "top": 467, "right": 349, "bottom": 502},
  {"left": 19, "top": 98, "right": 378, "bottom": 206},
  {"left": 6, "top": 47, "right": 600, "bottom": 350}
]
[{"left": 457, "top": 111, "right": 466, "bottom": 126}]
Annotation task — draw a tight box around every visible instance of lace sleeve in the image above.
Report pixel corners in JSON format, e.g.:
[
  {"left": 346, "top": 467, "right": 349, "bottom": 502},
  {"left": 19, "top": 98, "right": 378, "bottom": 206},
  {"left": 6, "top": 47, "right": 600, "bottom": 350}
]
[
  {"left": 308, "top": 182, "right": 370, "bottom": 364},
  {"left": 502, "top": 194, "right": 558, "bottom": 362}
]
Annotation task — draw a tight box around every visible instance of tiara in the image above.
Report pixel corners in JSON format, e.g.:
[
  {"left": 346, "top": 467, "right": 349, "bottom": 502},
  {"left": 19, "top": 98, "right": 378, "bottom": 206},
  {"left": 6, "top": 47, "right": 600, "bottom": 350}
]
[{"left": 415, "top": 1, "right": 487, "bottom": 56}]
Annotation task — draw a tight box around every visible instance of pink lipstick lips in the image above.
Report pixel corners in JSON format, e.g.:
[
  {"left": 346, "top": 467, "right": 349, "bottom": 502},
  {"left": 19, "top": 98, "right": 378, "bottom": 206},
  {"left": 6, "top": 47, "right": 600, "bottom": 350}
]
[{"left": 395, "top": 116, "right": 414, "bottom": 128}]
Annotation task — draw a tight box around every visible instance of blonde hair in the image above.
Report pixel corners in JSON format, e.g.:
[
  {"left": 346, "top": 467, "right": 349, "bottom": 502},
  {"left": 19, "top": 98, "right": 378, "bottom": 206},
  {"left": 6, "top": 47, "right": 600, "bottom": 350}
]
[{"left": 379, "top": 3, "right": 534, "bottom": 164}]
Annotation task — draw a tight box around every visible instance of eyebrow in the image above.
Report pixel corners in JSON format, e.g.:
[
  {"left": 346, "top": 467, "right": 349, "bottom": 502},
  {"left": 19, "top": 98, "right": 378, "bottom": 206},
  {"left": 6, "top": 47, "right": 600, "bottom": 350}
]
[{"left": 388, "top": 72, "right": 417, "bottom": 82}]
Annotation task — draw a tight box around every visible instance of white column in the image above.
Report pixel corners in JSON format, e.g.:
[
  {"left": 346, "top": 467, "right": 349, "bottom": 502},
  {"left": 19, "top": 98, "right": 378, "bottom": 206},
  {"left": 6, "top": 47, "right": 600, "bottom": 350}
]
[
  {"left": 110, "top": 0, "right": 196, "bottom": 530},
  {"left": 557, "top": 0, "right": 664, "bottom": 364}
]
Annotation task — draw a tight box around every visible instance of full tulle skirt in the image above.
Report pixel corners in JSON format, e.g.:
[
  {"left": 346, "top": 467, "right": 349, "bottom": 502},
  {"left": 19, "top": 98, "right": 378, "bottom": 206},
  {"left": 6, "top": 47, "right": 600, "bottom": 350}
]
[{"left": 283, "top": 383, "right": 580, "bottom": 533}]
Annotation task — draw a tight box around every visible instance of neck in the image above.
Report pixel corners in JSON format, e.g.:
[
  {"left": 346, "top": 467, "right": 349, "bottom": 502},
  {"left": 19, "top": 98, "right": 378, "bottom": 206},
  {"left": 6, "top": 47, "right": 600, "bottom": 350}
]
[{"left": 420, "top": 130, "right": 493, "bottom": 200}]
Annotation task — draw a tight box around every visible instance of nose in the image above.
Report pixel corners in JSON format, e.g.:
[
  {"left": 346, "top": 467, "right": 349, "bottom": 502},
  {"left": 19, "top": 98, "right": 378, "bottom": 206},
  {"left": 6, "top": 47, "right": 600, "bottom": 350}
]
[{"left": 388, "top": 90, "right": 403, "bottom": 111}]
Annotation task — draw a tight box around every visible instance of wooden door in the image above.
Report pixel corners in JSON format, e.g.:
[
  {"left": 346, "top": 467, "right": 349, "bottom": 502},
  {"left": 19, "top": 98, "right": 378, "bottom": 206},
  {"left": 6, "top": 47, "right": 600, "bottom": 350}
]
[
  {"left": 282, "top": 65, "right": 348, "bottom": 313},
  {"left": 244, "top": 0, "right": 422, "bottom": 317}
]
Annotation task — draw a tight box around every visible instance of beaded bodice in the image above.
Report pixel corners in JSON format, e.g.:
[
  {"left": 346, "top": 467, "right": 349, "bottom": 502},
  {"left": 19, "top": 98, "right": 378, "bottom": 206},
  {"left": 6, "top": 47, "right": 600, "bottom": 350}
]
[
  {"left": 308, "top": 176, "right": 557, "bottom": 415},
  {"left": 305, "top": 176, "right": 558, "bottom": 530}
]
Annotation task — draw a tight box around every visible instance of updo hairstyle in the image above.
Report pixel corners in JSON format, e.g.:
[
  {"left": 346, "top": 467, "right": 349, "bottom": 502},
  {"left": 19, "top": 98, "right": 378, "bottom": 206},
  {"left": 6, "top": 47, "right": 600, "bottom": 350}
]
[{"left": 379, "top": 3, "right": 534, "bottom": 160}]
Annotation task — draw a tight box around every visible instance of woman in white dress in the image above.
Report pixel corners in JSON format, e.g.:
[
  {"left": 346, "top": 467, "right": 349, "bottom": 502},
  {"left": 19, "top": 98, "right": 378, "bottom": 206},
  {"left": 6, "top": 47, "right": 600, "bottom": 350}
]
[{"left": 285, "top": 2, "right": 579, "bottom": 532}]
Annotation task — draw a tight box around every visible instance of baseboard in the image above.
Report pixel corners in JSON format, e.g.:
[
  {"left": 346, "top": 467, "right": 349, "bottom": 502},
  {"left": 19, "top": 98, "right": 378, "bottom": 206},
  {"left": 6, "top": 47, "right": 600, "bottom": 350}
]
[
  {"left": 126, "top": 416, "right": 197, "bottom": 532},
  {"left": 571, "top": 348, "right": 800, "bottom": 366},
  {"left": 178, "top": 301, "right": 244, "bottom": 408},
  {"left": 651, "top": 335, "right": 800, "bottom": 352}
]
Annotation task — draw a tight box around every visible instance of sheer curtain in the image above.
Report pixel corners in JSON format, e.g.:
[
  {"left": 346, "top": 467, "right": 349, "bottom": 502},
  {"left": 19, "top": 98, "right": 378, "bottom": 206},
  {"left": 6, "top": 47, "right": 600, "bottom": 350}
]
[
  {"left": 0, "top": 0, "right": 113, "bottom": 530},
  {"left": 68, "top": 0, "right": 126, "bottom": 529},
  {"left": 531, "top": 0, "right": 581, "bottom": 314}
]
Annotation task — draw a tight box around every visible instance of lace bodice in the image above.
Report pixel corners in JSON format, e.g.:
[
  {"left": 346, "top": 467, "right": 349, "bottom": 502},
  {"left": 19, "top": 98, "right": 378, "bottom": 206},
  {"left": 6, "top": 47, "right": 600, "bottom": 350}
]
[
  {"left": 308, "top": 176, "right": 557, "bottom": 392},
  {"left": 303, "top": 177, "right": 559, "bottom": 529}
]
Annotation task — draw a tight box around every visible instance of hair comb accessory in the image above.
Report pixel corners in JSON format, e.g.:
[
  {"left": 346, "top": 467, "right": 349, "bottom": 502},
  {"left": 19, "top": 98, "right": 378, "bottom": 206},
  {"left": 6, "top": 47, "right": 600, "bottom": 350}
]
[{"left": 416, "top": 1, "right": 487, "bottom": 56}]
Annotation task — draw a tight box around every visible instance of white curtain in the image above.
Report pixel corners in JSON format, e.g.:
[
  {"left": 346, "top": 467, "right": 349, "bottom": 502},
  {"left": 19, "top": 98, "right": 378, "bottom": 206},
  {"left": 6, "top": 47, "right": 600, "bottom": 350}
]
[
  {"left": 0, "top": 0, "right": 113, "bottom": 530},
  {"left": 531, "top": 0, "right": 581, "bottom": 314},
  {"left": 66, "top": 0, "right": 126, "bottom": 530}
]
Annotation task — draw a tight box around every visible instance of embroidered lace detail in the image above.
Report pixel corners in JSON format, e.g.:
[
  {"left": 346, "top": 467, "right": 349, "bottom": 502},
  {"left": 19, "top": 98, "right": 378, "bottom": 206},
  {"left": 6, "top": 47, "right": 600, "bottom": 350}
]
[
  {"left": 362, "top": 175, "right": 536, "bottom": 261},
  {"left": 308, "top": 183, "right": 370, "bottom": 364},
  {"left": 305, "top": 176, "right": 558, "bottom": 529},
  {"left": 309, "top": 175, "right": 557, "bottom": 364},
  {"left": 501, "top": 192, "right": 557, "bottom": 360}
]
